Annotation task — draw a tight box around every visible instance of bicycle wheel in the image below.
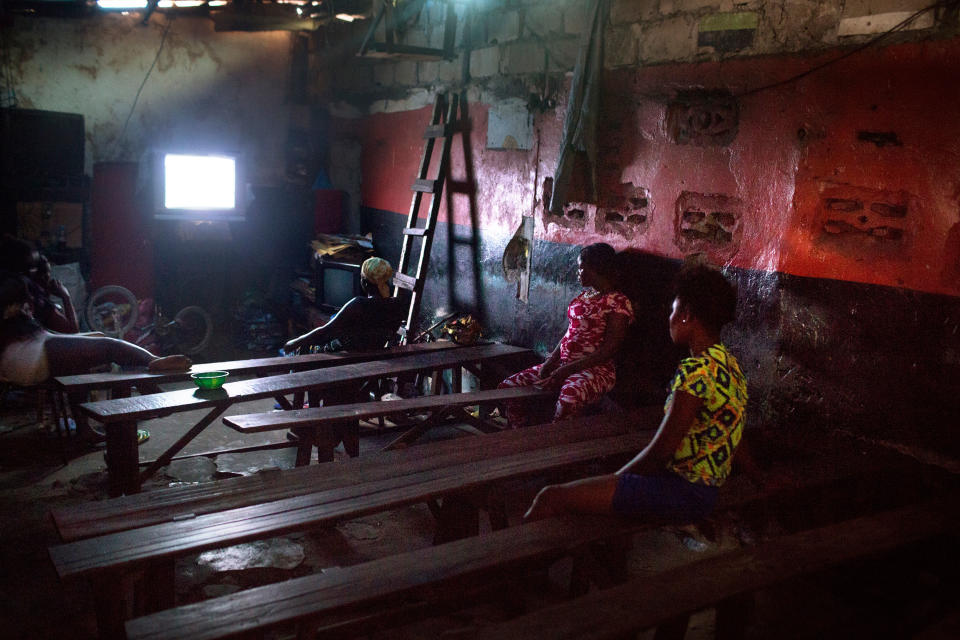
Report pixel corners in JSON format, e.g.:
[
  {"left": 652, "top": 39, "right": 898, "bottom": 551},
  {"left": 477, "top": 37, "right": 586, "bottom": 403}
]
[
  {"left": 85, "top": 285, "right": 139, "bottom": 337},
  {"left": 172, "top": 305, "right": 213, "bottom": 355}
]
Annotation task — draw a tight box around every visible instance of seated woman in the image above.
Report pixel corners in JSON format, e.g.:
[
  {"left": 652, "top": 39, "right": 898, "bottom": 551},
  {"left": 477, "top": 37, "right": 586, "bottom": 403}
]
[
  {"left": 0, "top": 234, "right": 79, "bottom": 334},
  {"left": 499, "top": 243, "right": 634, "bottom": 426},
  {"left": 284, "top": 257, "right": 405, "bottom": 354},
  {"left": 0, "top": 273, "right": 190, "bottom": 441},
  {"left": 523, "top": 263, "right": 747, "bottom": 524}
]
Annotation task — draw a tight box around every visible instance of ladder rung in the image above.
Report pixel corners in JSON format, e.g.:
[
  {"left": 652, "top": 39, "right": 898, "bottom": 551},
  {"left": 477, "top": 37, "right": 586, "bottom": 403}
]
[
  {"left": 403, "top": 227, "right": 430, "bottom": 237},
  {"left": 412, "top": 179, "right": 439, "bottom": 194},
  {"left": 423, "top": 124, "right": 450, "bottom": 139},
  {"left": 392, "top": 272, "right": 418, "bottom": 291}
]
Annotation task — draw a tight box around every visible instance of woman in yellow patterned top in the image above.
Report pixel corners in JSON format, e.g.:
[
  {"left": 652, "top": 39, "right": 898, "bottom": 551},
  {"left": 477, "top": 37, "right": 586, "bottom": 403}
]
[{"left": 524, "top": 263, "right": 747, "bottom": 523}]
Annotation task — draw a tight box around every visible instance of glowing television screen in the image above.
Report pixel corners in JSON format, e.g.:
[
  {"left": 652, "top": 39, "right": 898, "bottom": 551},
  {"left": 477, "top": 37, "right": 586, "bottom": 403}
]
[{"left": 151, "top": 151, "right": 245, "bottom": 222}]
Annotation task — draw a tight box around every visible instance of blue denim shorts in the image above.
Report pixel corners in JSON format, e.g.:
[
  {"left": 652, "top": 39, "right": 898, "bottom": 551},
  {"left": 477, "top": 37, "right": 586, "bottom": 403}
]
[{"left": 611, "top": 473, "right": 718, "bottom": 523}]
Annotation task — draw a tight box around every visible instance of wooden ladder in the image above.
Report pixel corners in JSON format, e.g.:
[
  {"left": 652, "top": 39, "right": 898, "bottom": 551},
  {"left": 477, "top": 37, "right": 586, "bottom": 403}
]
[{"left": 392, "top": 92, "right": 460, "bottom": 340}]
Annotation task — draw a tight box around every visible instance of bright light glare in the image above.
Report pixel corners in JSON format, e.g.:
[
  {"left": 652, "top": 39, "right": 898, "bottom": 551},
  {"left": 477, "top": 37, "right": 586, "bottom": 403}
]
[
  {"left": 335, "top": 13, "right": 355, "bottom": 21},
  {"left": 164, "top": 155, "right": 236, "bottom": 210},
  {"left": 208, "top": 0, "right": 227, "bottom": 5},
  {"left": 98, "top": 0, "right": 148, "bottom": 9}
]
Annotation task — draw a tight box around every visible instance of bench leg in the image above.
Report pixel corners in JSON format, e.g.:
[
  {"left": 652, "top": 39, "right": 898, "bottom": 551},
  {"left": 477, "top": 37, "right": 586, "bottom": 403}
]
[
  {"left": 653, "top": 614, "right": 691, "bottom": 640},
  {"left": 91, "top": 572, "right": 131, "bottom": 640},
  {"left": 105, "top": 420, "right": 140, "bottom": 496},
  {"left": 142, "top": 560, "right": 176, "bottom": 613},
  {"left": 432, "top": 494, "right": 480, "bottom": 544},
  {"left": 715, "top": 592, "right": 754, "bottom": 640}
]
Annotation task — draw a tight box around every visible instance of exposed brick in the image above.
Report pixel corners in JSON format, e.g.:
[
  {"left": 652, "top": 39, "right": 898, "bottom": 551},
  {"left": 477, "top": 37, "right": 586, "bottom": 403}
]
[
  {"left": 639, "top": 15, "right": 698, "bottom": 63},
  {"left": 373, "top": 62, "right": 394, "bottom": 87},
  {"left": 395, "top": 60, "right": 419, "bottom": 86},
  {"left": 469, "top": 45, "right": 501, "bottom": 77},
  {"left": 660, "top": 0, "right": 723, "bottom": 14},
  {"left": 604, "top": 24, "right": 639, "bottom": 68},
  {"left": 610, "top": 0, "right": 659, "bottom": 24},
  {"left": 487, "top": 10, "right": 521, "bottom": 43},
  {"left": 503, "top": 41, "right": 546, "bottom": 75},
  {"left": 524, "top": 5, "right": 565, "bottom": 37},
  {"left": 418, "top": 60, "right": 439, "bottom": 85}
]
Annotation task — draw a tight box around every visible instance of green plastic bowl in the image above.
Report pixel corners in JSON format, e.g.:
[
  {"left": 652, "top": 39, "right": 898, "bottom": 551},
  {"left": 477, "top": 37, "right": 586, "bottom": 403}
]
[{"left": 191, "top": 371, "right": 229, "bottom": 390}]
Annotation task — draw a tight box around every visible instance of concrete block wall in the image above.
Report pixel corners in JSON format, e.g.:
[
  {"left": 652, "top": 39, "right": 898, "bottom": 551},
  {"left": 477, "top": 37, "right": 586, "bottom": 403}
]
[{"left": 327, "top": 0, "right": 956, "bottom": 110}]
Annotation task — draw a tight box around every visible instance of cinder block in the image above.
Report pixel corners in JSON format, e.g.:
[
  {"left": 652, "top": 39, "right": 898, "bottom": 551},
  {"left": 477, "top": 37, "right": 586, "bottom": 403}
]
[
  {"left": 503, "top": 41, "right": 546, "bottom": 75},
  {"left": 548, "top": 37, "right": 580, "bottom": 72},
  {"left": 604, "top": 24, "right": 639, "bottom": 68},
  {"left": 524, "top": 5, "right": 564, "bottom": 37},
  {"left": 395, "top": 60, "right": 419, "bottom": 86},
  {"left": 639, "top": 15, "right": 698, "bottom": 63},
  {"left": 401, "top": 28, "right": 430, "bottom": 49},
  {"left": 660, "top": 0, "right": 722, "bottom": 14},
  {"left": 428, "top": 24, "right": 446, "bottom": 50},
  {"left": 426, "top": 0, "right": 447, "bottom": 25},
  {"left": 611, "top": 0, "right": 659, "bottom": 24},
  {"left": 373, "top": 62, "right": 394, "bottom": 87},
  {"left": 439, "top": 57, "right": 463, "bottom": 83},
  {"left": 470, "top": 45, "right": 501, "bottom": 77},
  {"left": 418, "top": 60, "right": 439, "bottom": 85},
  {"left": 564, "top": 1, "right": 587, "bottom": 35},
  {"left": 487, "top": 10, "right": 521, "bottom": 43}
]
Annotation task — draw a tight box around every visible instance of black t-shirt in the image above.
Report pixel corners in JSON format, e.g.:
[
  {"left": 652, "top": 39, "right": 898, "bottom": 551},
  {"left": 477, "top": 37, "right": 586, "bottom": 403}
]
[{"left": 326, "top": 296, "right": 405, "bottom": 352}]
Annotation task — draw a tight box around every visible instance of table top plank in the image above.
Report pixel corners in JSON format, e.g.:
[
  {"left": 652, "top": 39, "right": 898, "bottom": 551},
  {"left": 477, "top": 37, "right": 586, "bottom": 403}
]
[
  {"left": 52, "top": 409, "right": 659, "bottom": 542},
  {"left": 223, "top": 387, "right": 554, "bottom": 432},
  {"left": 77, "top": 343, "right": 531, "bottom": 422},
  {"left": 55, "top": 341, "right": 462, "bottom": 392},
  {"left": 49, "top": 423, "right": 656, "bottom": 578}
]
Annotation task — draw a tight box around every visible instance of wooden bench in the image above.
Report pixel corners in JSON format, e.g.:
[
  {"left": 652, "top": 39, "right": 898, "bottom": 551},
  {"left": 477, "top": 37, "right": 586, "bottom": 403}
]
[
  {"left": 122, "top": 494, "right": 960, "bottom": 640},
  {"left": 222, "top": 386, "right": 555, "bottom": 464},
  {"left": 467, "top": 494, "right": 960, "bottom": 640},
  {"left": 76, "top": 342, "right": 532, "bottom": 495},
  {"left": 51, "top": 411, "right": 657, "bottom": 543},
  {"left": 48, "top": 411, "right": 659, "bottom": 638},
  {"left": 52, "top": 341, "right": 462, "bottom": 432}
]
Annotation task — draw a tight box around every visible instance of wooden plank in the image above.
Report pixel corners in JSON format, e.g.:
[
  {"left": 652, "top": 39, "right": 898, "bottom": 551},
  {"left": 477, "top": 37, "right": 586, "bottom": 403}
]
[
  {"left": 402, "top": 226, "right": 430, "bottom": 236},
  {"left": 422, "top": 124, "right": 450, "bottom": 139},
  {"left": 49, "top": 429, "right": 655, "bottom": 579},
  {"left": 77, "top": 343, "right": 530, "bottom": 423},
  {"left": 124, "top": 514, "right": 641, "bottom": 640},
  {"left": 392, "top": 272, "right": 418, "bottom": 291},
  {"left": 223, "top": 387, "right": 552, "bottom": 433},
  {"left": 471, "top": 495, "right": 960, "bottom": 640},
  {"left": 411, "top": 178, "right": 438, "bottom": 193},
  {"left": 52, "top": 409, "right": 658, "bottom": 542},
  {"left": 54, "top": 341, "right": 461, "bottom": 393}
]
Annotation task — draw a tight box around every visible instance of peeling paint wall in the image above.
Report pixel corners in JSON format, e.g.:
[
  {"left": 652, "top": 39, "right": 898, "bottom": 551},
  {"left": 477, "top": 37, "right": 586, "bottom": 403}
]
[
  {"left": 7, "top": 14, "right": 293, "bottom": 181},
  {"left": 322, "top": 1, "right": 960, "bottom": 456}
]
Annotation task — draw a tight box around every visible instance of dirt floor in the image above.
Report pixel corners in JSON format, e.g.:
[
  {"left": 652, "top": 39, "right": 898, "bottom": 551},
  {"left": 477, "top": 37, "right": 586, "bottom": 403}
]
[{"left": 0, "top": 384, "right": 958, "bottom": 640}]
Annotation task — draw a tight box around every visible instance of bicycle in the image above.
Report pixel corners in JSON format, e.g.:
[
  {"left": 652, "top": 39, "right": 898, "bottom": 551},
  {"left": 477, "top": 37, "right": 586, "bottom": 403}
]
[{"left": 85, "top": 285, "right": 213, "bottom": 356}]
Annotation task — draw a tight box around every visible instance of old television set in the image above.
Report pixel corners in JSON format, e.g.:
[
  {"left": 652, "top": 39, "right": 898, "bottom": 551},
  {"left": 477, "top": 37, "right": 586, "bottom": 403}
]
[{"left": 148, "top": 151, "right": 246, "bottom": 222}]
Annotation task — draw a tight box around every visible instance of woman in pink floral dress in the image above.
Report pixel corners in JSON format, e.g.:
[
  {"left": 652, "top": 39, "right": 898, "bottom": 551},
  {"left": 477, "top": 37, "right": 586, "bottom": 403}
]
[{"left": 499, "top": 243, "right": 634, "bottom": 426}]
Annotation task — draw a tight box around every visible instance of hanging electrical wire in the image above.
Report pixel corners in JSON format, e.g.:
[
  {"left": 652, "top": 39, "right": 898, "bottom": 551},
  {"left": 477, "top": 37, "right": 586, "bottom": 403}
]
[{"left": 112, "top": 17, "right": 174, "bottom": 158}]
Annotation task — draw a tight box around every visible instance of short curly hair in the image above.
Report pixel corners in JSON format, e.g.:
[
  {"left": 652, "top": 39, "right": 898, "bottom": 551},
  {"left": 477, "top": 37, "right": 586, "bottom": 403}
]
[
  {"left": 579, "top": 242, "right": 619, "bottom": 282},
  {"left": 672, "top": 264, "right": 737, "bottom": 332}
]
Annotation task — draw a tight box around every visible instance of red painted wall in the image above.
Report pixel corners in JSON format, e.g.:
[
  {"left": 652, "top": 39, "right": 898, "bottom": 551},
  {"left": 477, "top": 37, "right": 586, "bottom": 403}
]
[{"left": 348, "top": 37, "right": 960, "bottom": 298}]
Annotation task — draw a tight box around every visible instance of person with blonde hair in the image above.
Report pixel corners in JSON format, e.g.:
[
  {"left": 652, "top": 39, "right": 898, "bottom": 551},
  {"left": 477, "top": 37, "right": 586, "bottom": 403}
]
[{"left": 284, "top": 256, "right": 405, "bottom": 354}]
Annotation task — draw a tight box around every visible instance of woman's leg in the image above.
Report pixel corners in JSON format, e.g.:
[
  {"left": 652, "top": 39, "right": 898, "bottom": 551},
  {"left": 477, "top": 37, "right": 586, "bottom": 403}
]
[
  {"left": 498, "top": 363, "right": 548, "bottom": 427},
  {"left": 524, "top": 474, "right": 618, "bottom": 521},
  {"left": 552, "top": 365, "right": 616, "bottom": 422},
  {"left": 44, "top": 335, "right": 188, "bottom": 377}
]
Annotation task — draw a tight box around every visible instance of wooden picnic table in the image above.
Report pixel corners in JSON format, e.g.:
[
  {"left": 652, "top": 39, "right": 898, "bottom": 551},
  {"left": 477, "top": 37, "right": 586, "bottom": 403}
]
[
  {"left": 53, "top": 340, "right": 461, "bottom": 401},
  {"left": 49, "top": 409, "right": 659, "bottom": 638},
  {"left": 77, "top": 342, "right": 532, "bottom": 495}
]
